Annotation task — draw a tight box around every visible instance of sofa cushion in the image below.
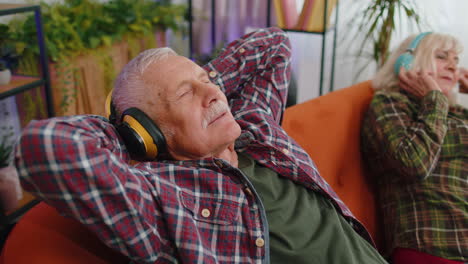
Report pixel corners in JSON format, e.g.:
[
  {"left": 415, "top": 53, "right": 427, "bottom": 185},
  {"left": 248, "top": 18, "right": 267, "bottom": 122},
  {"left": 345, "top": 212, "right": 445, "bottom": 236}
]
[
  {"left": 282, "top": 81, "right": 381, "bottom": 249},
  {"left": 0, "top": 202, "right": 128, "bottom": 264}
]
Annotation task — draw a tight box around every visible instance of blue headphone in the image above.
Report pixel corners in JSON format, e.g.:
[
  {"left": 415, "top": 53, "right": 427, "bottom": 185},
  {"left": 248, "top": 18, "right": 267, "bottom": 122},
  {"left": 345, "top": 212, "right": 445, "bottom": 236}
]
[{"left": 394, "top": 32, "right": 432, "bottom": 75}]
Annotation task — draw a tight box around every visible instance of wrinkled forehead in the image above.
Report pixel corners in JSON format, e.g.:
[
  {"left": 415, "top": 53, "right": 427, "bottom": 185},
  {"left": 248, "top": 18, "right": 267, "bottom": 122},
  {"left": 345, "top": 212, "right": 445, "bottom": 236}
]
[{"left": 142, "top": 55, "right": 204, "bottom": 100}]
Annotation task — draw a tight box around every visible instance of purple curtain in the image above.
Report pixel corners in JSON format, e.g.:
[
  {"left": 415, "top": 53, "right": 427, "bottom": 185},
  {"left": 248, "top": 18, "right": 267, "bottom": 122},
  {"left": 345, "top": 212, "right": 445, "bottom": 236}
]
[{"left": 191, "top": 0, "right": 273, "bottom": 56}]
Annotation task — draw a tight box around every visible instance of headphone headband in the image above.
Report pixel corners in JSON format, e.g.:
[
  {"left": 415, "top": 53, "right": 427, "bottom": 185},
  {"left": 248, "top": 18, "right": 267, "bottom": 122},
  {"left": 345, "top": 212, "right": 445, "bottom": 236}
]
[
  {"left": 407, "top": 32, "right": 432, "bottom": 53},
  {"left": 105, "top": 90, "right": 117, "bottom": 123},
  {"left": 394, "top": 32, "right": 432, "bottom": 75}
]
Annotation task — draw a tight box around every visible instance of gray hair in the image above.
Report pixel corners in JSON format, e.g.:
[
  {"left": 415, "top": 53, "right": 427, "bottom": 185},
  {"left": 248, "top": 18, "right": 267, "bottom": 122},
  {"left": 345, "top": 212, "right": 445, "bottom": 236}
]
[{"left": 112, "top": 47, "right": 178, "bottom": 118}]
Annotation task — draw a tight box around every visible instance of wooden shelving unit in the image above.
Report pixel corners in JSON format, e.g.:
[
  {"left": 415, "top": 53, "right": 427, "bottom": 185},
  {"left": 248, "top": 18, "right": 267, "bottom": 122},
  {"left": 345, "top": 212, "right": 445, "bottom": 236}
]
[
  {"left": 267, "top": 0, "right": 340, "bottom": 99},
  {"left": 0, "top": 3, "right": 52, "bottom": 228}
]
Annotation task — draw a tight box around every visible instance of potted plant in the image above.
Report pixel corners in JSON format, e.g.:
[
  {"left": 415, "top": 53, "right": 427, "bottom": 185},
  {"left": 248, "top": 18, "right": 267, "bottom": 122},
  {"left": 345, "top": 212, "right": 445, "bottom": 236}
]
[
  {"left": 0, "top": 23, "right": 20, "bottom": 85},
  {"left": 342, "top": 0, "right": 423, "bottom": 78},
  {"left": 0, "top": 131, "right": 22, "bottom": 212},
  {"left": 0, "top": 60, "right": 11, "bottom": 85}
]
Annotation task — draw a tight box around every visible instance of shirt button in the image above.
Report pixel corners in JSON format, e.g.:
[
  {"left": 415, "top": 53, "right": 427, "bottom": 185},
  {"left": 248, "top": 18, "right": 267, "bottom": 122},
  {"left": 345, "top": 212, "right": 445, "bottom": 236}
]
[
  {"left": 244, "top": 187, "right": 253, "bottom": 197},
  {"left": 282, "top": 148, "right": 289, "bottom": 155},
  {"left": 239, "top": 47, "right": 245, "bottom": 53},
  {"left": 255, "top": 238, "right": 265, "bottom": 248},
  {"left": 215, "top": 160, "right": 224, "bottom": 168},
  {"left": 209, "top": 71, "right": 217, "bottom": 78},
  {"left": 201, "top": 208, "right": 211, "bottom": 218}
]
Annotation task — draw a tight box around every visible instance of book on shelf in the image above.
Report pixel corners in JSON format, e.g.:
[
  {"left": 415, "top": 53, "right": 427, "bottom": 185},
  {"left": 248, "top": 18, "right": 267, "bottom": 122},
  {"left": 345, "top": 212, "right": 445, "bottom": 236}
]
[
  {"left": 295, "top": 0, "right": 315, "bottom": 31},
  {"left": 273, "top": 0, "right": 299, "bottom": 29},
  {"left": 299, "top": 0, "right": 337, "bottom": 32}
]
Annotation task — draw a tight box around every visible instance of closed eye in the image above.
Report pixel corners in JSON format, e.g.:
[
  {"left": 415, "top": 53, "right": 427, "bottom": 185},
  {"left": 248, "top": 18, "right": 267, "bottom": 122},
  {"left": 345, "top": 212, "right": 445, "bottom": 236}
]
[
  {"left": 436, "top": 52, "right": 447, "bottom": 60},
  {"left": 175, "top": 83, "right": 193, "bottom": 99},
  {"left": 180, "top": 88, "right": 193, "bottom": 98}
]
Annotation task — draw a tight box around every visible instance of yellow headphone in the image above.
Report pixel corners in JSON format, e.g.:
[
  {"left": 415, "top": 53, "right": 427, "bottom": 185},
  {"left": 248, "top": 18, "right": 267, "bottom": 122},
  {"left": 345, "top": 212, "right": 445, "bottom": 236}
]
[{"left": 105, "top": 90, "right": 167, "bottom": 161}]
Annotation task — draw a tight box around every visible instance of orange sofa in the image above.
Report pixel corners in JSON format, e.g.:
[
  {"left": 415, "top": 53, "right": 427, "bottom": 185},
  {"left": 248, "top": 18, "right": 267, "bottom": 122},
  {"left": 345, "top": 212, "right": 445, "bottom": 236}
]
[{"left": 0, "top": 81, "right": 379, "bottom": 263}]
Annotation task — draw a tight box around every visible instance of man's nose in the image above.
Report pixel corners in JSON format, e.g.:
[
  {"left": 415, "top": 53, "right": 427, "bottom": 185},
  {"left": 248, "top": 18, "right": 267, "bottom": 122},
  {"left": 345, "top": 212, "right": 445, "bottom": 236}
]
[{"left": 199, "top": 82, "right": 220, "bottom": 107}]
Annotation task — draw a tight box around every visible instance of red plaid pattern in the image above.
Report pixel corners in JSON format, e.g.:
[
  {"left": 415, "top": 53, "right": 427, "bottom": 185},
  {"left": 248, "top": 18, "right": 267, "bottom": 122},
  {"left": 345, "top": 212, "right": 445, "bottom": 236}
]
[{"left": 17, "top": 27, "right": 372, "bottom": 264}]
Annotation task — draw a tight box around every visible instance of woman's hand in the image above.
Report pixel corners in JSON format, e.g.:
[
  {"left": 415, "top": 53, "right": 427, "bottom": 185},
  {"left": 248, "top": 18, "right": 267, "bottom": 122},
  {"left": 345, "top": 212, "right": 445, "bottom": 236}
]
[
  {"left": 398, "top": 67, "right": 441, "bottom": 98},
  {"left": 458, "top": 67, "right": 468, "bottom": 93}
]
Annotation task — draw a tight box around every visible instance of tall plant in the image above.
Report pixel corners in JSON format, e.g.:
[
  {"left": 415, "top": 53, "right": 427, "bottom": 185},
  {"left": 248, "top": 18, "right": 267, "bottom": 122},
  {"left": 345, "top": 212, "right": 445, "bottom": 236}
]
[
  {"left": 344, "top": 0, "right": 423, "bottom": 77},
  {"left": 6, "top": 0, "right": 187, "bottom": 62},
  {"left": 3, "top": 0, "right": 187, "bottom": 114},
  {"left": 0, "top": 24, "right": 20, "bottom": 72}
]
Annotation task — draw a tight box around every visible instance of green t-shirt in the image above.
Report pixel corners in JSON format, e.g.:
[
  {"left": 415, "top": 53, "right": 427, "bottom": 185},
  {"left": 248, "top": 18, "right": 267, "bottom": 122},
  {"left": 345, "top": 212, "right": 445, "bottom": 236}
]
[{"left": 237, "top": 153, "right": 387, "bottom": 264}]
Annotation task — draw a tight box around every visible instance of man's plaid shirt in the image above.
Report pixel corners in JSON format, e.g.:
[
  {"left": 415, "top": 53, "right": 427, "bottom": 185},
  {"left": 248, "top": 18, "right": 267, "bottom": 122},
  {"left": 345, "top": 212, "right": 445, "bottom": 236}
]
[
  {"left": 17, "top": 27, "right": 372, "bottom": 264},
  {"left": 361, "top": 89, "right": 467, "bottom": 261}
]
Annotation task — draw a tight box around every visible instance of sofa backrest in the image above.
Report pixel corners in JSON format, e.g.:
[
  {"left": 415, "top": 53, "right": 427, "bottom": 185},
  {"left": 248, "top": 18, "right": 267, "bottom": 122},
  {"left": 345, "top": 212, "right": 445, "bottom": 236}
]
[{"left": 282, "top": 81, "right": 381, "bottom": 248}]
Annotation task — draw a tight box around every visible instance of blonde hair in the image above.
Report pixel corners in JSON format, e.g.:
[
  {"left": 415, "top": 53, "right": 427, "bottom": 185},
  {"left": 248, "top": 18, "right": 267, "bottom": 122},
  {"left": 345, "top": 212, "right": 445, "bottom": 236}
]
[{"left": 372, "top": 33, "right": 463, "bottom": 103}]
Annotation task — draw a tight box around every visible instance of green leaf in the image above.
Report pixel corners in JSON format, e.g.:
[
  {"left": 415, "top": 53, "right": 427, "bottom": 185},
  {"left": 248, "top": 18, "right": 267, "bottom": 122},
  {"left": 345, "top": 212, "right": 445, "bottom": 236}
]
[
  {"left": 89, "top": 37, "right": 101, "bottom": 49},
  {"left": 101, "top": 36, "right": 112, "bottom": 46},
  {"left": 6, "top": 0, "right": 187, "bottom": 75}
]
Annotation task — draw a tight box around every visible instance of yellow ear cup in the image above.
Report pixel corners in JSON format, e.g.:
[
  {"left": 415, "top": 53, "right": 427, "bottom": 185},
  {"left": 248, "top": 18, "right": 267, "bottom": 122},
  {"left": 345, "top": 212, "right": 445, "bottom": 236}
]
[
  {"left": 122, "top": 114, "right": 158, "bottom": 159},
  {"left": 105, "top": 91, "right": 166, "bottom": 160}
]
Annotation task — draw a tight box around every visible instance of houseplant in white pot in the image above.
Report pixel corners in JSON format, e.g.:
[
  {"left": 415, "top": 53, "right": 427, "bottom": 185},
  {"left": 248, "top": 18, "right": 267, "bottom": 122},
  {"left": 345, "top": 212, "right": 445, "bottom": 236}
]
[
  {"left": 0, "top": 23, "right": 20, "bottom": 86},
  {"left": 0, "top": 60, "right": 11, "bottom": 85},
  {"left": 0, "top": 131, "right": 22, "bottom": 212}
]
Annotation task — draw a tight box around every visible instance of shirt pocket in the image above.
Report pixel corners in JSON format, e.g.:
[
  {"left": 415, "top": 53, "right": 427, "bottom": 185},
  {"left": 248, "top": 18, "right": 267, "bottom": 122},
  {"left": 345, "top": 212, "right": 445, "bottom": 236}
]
[{"left": 179, "top": 191, "right": 240, "bottom": 225}]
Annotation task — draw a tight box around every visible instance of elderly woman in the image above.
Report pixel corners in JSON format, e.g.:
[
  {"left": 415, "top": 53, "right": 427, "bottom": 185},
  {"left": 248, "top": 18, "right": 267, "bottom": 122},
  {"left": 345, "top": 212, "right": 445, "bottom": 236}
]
[{"left": 361, "top": 32, "right": 467, "bottom": 264}]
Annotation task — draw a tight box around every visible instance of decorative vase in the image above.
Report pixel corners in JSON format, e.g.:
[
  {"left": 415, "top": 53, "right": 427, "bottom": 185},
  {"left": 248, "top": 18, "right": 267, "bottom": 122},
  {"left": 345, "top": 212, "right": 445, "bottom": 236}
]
[
  {"left": 0, "top": 68, "right": 12, "bottom": 85},
  {"left": 0, "top": 165, "right": 22, "bottom": 212}
]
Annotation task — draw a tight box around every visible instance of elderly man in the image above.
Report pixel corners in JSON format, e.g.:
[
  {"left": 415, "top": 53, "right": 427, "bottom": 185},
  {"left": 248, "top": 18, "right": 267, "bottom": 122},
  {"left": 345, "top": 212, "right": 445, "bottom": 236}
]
[{"left": 17, "top": 28, "right": 387, "bottom": 263}]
